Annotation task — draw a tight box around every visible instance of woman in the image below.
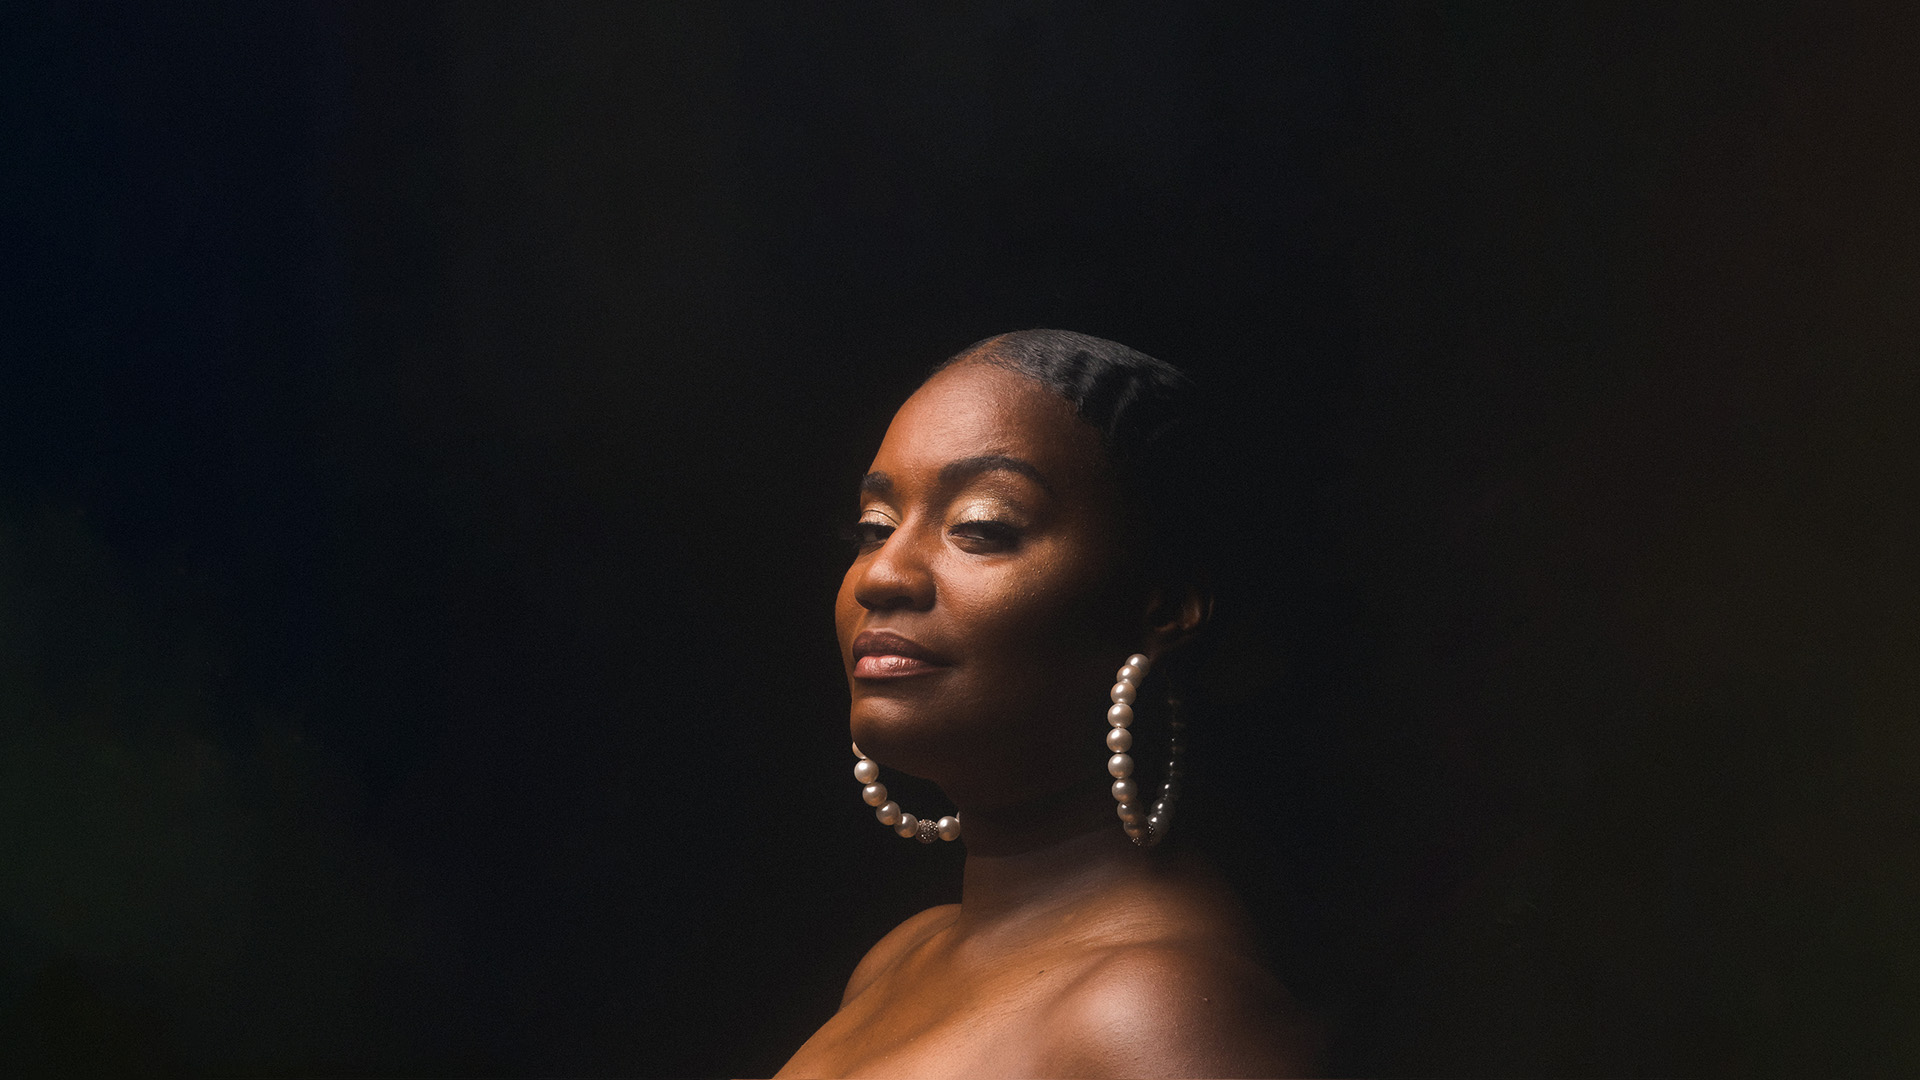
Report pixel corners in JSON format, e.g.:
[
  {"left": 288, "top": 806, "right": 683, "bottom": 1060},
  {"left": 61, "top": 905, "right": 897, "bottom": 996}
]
[{"left": 778, "top": 331, "right": 1318, "bottom": 1078}]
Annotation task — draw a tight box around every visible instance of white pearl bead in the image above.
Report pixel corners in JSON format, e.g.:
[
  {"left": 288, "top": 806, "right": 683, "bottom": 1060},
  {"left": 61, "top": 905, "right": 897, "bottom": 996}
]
[
  {"left": 1107, "top": 702, "right": 1134, "bottom": 728},
  {"left": 1110, "top": 681, "right": 1136, "bottom": 705},
  {"left": 1123, "top": 822, "right": 1146, "bottom": 840},
  {"left": 895, "top": 813, "right": 918, "bottom": 838},
  {"left": 853, "top": 759, "right": 879, "bottom": 784},
  {"left": 1106, "top": 727, "right": 1132, "bottom": 752},
  {"left": 1126, "top": 653, "right": 1150, "bottom": 673},
  {"left": 851, "top": 742, "right": 865, "bottom": 759},
  {"left": 937, "top": 816, "right": 961, "bottom": 841},
  {"left": 1120, "top": 663, "right": 1145, "bottom": 685},
  {"left": 1111, "top": 778, "right": 1138, "bottom": 802},
  {"left": 862, "top": 783, "right": 888, "bottom": 807},
  {"left": 876, "top": 800, "right": 902, "bottom": 825},
  {"left": 1107, "top": 753, "right": 1134, "bottom": 778},
  {"left": 1117, "top": 802, "right": 1145, "bottom": 823}
]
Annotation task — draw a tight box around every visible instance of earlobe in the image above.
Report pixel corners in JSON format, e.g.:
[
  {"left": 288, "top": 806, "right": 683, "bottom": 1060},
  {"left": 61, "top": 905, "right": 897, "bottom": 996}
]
[{"left": 1141, "top": 584, "right": 1211, "bottom": 658}]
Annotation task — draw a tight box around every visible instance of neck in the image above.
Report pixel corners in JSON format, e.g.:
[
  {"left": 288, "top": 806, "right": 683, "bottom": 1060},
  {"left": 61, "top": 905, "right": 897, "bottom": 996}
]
[{"left": 951, "top": 785, "right": 1157, "bottom": 927}]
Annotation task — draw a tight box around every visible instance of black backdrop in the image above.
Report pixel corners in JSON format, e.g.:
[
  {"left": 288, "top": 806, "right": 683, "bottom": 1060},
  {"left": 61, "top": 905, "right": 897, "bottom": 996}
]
[{"left": 3, "top": 2, "right": 1915, "bottom": 1076}]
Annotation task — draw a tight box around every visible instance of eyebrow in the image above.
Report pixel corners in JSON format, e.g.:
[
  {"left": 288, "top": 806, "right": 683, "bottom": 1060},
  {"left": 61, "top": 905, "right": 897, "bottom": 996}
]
[{"left": 859, "top": 454, "right": 1053, "bottom": 499}]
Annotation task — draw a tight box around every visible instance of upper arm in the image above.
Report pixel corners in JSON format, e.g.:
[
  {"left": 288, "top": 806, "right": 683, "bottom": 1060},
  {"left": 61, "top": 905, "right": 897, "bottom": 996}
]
[
  {"left": 839, "top": 903, "right": 960, "bottom": 1008},
  {"left": 1035, "top": 945, "right": 1322, "bottom": 1079}
]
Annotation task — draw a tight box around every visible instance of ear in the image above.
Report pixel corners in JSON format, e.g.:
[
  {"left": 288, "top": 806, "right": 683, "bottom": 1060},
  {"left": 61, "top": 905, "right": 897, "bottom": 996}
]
[{"left": 1140, "top": 582, "right": 1212, "bottom": 661}]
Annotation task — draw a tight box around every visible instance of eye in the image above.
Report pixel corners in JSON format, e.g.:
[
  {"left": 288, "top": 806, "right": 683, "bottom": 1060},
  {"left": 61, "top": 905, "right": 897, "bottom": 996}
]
[
  {"left": 841, "top": 519, "right": 895, "bottom": 554},
  {"left": 949, "top": 519, "right": 1020, "bottom": 552}
]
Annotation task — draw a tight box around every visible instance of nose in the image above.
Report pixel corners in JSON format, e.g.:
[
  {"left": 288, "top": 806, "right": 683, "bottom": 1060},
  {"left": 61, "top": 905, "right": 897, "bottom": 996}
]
[{"left": 852, "top": 522, "right": 935, "bottom": 613}]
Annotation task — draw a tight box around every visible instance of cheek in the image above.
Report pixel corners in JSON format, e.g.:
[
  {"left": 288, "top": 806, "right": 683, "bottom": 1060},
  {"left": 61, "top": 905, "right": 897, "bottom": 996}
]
[{"left": 953, "top": 554, "right": 1129, "bottom": 679}]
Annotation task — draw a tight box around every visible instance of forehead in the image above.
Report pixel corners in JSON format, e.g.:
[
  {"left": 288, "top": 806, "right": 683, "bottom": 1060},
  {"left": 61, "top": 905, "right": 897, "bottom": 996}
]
[{"left": 871, "top": 361, "right": 1108, "bottom": 485}]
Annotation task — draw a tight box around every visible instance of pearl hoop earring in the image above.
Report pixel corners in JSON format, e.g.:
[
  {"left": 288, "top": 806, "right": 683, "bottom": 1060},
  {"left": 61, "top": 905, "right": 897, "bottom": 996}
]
[
  {"left": 852, "top": 744, "right": 961, "bottom": 844},
  {"left": 1108, "top": 652, "right": 1183, "bottom": 847},
  {"left": 850, "top": 652, "right": 1181, "bottom": 848}
]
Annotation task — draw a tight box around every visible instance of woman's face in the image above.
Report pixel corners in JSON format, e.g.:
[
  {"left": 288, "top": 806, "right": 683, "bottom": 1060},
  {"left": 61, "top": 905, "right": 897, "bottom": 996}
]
[{"left": 836, "top": 360, "right": 1148, "bottom": 810}]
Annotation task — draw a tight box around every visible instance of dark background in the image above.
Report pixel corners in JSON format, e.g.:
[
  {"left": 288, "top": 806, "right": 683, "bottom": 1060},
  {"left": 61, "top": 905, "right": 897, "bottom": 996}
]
[{"left": 3, "top": 1, "right": 1915, "bottom": 1076}]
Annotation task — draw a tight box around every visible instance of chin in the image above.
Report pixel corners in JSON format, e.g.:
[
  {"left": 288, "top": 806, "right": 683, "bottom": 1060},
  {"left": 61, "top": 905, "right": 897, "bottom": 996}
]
[
  {"left": 847, "top": 696, "right": 959, "bottom": 778},
  {"left": 847, "top": 701, "right": 917, "bottom": 766}
]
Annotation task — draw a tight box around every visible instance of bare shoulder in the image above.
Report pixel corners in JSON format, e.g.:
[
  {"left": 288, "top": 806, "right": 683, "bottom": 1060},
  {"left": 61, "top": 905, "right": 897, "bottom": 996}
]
[
  {"left": 839, "top": 903, "right": 960, "bottom": 1006},
  {"left": 1034, "top": 940, "right": 1322, "bottom": 1078}
]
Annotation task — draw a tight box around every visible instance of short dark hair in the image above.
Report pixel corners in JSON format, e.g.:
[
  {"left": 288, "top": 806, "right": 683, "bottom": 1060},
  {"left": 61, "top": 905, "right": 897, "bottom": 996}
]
[{"left": 935, "top": 329, "right": 1218, "bottom": 586}]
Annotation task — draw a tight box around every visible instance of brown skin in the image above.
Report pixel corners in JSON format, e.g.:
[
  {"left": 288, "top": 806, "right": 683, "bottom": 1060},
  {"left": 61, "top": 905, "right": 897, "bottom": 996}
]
[{"left": 777, "top": 359, "right": 1318, "bottom": 1078}]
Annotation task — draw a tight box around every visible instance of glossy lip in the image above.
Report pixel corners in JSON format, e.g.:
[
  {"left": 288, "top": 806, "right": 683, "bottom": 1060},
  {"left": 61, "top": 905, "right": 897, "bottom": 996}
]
[{"left": 850, "top": 629, "right": 951, "bottom": 679}]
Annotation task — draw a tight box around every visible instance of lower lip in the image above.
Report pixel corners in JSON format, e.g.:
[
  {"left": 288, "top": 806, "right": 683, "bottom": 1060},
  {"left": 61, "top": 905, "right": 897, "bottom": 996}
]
[{"left": 853, "top": 655, "right": 946, "bottom": 679}]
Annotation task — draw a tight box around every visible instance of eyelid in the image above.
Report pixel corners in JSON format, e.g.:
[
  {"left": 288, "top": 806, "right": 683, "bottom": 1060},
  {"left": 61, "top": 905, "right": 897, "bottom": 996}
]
[
  {"left": 947, "top": 517, "right": 1021, "bottom": 554},
  {"left": 949, "top": 499, "right": 1027, "bottom": 524}
]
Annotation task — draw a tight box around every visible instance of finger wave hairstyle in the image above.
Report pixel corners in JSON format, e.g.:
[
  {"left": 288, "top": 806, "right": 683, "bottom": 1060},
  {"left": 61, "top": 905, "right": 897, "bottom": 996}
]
[{"left": 932, "top": 329, "right": 1225, "bottom": 594}]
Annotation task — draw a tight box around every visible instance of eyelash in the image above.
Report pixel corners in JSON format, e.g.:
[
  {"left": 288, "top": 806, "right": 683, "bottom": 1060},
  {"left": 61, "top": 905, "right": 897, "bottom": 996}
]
[
  {"left": 841, "top": 518, "right": 1020, "bottom": 553},
  {"left": 841, "top": 520, "right": 894, "bottom": 551},
  {"left": 950, "top": 519, "right": 1018, "bottom": 547}
]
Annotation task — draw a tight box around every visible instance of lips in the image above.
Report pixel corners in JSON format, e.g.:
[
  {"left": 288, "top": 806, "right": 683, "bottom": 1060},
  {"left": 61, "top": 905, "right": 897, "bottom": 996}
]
[{"left": 850, "top": 629, "right": 950, "bottom": 679}]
